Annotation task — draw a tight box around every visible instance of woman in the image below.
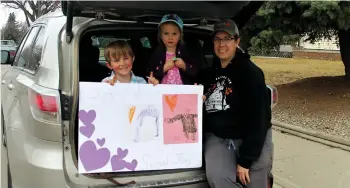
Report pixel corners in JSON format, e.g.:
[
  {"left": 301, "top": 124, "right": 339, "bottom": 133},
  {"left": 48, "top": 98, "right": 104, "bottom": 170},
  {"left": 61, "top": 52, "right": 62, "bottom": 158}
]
[{"left": 198, "top": 19, "right": 273, "bottom": 188}]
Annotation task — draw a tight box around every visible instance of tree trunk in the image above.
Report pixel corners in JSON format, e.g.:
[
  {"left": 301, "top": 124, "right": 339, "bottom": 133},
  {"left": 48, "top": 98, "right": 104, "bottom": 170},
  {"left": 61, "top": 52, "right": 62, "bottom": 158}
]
[{"left": 338, "top": 29, "right": 350, "bottom": 77}]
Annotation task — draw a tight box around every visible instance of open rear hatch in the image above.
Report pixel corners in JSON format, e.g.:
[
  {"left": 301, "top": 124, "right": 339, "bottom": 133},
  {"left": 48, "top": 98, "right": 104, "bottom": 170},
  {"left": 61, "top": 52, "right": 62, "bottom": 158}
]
[
  {"left": 61, "top": 0, "right": 264, "bottom": 186},
  {"left": 62, "top": 1, "right": 263, "bottom": 42}
]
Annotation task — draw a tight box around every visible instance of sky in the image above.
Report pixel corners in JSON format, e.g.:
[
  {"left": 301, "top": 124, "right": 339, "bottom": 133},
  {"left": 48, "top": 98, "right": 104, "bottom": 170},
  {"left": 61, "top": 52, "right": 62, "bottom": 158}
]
[{"left": 0, "top": 4, "right": 26, "bottom": 27}]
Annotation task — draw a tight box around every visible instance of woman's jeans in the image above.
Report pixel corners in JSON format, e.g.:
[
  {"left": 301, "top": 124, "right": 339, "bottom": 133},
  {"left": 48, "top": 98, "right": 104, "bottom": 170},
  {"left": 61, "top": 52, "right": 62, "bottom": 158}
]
[{"left": 204, "top": 128, "right": 273, "bottom": 188}]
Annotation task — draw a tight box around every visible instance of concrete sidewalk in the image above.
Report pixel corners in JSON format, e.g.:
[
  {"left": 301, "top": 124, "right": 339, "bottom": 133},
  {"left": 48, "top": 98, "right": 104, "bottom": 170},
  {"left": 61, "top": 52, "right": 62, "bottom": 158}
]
[{"left": 272, "top": 130, "right": 350, "bottom": 188}]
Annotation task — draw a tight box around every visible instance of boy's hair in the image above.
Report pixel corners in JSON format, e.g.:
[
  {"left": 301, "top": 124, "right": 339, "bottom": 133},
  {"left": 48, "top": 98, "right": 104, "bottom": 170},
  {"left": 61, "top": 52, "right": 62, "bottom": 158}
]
[
  {"left": 157, "top": 22, "right": 184, "bottom": 45},
  {"left": 104, "top": 40, "right": 134, "bottom": 63}
]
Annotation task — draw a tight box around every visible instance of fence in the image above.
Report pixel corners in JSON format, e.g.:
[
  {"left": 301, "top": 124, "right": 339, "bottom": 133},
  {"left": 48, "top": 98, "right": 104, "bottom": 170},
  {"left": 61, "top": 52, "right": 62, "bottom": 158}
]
[
  {"left": 250, "top": 51, "right": 293, "bottom": 58},
  {"left": 250, "top": 50, "right": 341, "bottom": 61}
]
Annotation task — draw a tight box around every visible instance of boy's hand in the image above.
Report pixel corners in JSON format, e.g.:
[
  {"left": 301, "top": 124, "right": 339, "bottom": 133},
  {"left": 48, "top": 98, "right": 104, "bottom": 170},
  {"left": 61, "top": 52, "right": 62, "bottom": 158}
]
[
  {"left": 148, "top": 72, "right": 159, "bottom": 85},
  {"left": 163, "top": 60, "right": 175, "bottom": 73},
  {"left": 105, "top": 74, "right": 118, "bottom": 86},
  {"left": 175, "top": 58, "right": 186, "bottom": 71}
]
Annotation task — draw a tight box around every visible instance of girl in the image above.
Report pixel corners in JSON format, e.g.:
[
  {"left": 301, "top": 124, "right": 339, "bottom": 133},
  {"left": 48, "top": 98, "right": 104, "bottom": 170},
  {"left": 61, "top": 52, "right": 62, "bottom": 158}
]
[
  {"left": 102, "top": 40, "right": 159, "bottom": 85},
  {"left": 148, "top": 14, "right": 197, "bottom": 85}
]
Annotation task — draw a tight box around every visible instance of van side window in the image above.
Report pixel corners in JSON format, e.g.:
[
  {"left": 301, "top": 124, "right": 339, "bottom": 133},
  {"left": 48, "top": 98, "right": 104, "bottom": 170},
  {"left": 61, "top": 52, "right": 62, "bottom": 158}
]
[
  {"left": 14, "top": 26, "right": 40, "bottom": 69},
  {"left": 28, "top": 27, "right": 46, "bottom": 71}
]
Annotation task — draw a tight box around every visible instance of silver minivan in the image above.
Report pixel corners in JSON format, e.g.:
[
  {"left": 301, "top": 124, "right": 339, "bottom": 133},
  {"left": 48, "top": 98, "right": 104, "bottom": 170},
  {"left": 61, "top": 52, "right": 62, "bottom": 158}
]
[{"left": 1, "top": 1, "right": 273, "bottom": 188}]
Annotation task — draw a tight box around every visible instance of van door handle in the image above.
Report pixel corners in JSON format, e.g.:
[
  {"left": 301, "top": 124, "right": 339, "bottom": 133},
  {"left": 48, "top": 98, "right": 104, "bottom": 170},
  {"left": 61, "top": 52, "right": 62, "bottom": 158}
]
[
  {"left": 1, "top": 80, "right": 5, "bottom": 85},
  {"left": 7, "top": 83, "right": 14, "bottom": 90}
]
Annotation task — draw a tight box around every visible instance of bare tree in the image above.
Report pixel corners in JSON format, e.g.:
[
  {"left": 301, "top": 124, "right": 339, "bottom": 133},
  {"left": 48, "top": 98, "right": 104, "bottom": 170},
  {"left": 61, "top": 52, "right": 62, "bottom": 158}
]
[
  {"left": 1, "top": 12, "right": 21, "bottom": 42},
  {"left": 2, "top": 0, "right": 61, "bottom": 27}
]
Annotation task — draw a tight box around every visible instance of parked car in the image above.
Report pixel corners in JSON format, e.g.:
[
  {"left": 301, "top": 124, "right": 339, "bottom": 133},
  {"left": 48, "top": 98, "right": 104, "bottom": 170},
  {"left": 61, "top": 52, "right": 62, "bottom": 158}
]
[
  {"left": 1, "top": 50, "right": 13, "bottom": 79},
  {"left": 1, "top": 40, "right": 17, "bottom": 61},
  {"left": 1, "top": 1, "right": 277, "bottom": 188},
  {"left": 1, "top": 50, "right": 11, "bottom": 64}
]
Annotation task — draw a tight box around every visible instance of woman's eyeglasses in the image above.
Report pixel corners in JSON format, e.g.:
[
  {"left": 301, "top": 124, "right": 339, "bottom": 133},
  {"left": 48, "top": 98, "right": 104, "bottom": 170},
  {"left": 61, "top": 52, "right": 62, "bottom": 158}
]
[{"left": 213, "top": 37, "right": 235, "bottom": 44}]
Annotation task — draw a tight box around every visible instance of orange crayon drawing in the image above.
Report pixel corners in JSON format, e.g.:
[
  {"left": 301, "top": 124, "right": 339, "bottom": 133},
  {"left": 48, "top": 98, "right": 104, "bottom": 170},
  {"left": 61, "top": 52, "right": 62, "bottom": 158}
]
[
  {"left": 129, "top": 106, "right": 136, "bottom": 123},
  {"left": 165, "top": 95, "right": 178, "bottom": 112}
]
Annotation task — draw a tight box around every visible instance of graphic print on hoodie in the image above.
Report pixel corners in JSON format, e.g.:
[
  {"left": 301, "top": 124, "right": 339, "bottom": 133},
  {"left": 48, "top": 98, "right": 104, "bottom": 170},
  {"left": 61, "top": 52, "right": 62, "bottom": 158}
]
[{"left": 205, "top": 75, "right": 233, "bottom": 113}]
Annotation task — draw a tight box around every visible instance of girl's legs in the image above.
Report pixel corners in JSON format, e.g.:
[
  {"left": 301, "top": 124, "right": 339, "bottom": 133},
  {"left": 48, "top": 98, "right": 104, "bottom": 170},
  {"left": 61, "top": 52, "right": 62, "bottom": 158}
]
[{"left": 204, "top": 133, "right": 242, "bottom": 188}]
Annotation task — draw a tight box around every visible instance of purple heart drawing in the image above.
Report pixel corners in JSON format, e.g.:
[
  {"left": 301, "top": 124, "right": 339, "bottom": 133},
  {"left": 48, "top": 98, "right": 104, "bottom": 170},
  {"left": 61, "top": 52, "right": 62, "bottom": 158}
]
[
  {"left": 79, "top": 124, "right": 95, "bottom": 138},
  {"left": 117, "top": 147, "right": 129, "bottom": 160},
  {"left": 79, "top": 140, "right": 111, "bottom": 171},
  {"left": 97, "top": 138, "right": 105, "bottom": 147},
  {"left": 125, "top": 159, "right": 138, "bottom": 171},
  {"left": 111, "top": 155, "right": 126, "bottom": 171},
  {"left": 79, "top": 109, "right": 96, "bottom": 126}
]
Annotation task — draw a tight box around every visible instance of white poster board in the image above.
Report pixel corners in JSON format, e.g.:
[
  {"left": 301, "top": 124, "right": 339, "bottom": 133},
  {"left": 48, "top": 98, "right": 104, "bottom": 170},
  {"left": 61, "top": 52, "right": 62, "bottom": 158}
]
[{"left": 78, "top": 82, "right": 203, "bottom": 173}]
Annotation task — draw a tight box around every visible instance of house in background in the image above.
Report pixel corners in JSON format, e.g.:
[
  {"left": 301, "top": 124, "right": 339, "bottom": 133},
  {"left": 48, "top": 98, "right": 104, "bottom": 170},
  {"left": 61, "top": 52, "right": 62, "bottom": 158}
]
[
  {"left": 299, "top": 35, "right": 339, "bottom": 51},
  {"left": 293, "top": 35, "right": 341, "bottom": 61}
]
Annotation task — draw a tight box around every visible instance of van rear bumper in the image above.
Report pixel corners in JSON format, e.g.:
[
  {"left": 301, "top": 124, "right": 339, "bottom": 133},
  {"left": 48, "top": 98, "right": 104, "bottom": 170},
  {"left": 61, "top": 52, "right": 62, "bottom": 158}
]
[
  {"left": 88, "top": 174, "right": 208, "bottom": 188},
  {"left": 6, "top": 128, "right": 67, "bottom": 188},
  {"left": 6, "top": 127, "right": 209, "bottom": 188}
]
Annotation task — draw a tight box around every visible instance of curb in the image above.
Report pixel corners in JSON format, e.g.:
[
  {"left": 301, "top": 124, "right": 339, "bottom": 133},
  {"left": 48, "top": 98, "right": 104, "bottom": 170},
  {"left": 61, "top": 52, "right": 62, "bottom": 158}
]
[{"left": 272, "top": 120, "right": 350, "bottom": 152}]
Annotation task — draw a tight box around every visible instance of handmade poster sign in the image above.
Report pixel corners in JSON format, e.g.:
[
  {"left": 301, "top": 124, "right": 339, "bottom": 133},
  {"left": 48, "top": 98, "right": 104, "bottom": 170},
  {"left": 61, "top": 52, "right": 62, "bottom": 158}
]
[{"left": 78, "top": 82, "right": 203, "bottom": 174}]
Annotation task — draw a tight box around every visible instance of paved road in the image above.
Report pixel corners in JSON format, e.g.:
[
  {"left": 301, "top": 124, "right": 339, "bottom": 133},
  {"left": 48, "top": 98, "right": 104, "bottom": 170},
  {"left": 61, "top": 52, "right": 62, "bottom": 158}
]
[{"left": 272, "top": 129, "right": 350, "bottom": 188}]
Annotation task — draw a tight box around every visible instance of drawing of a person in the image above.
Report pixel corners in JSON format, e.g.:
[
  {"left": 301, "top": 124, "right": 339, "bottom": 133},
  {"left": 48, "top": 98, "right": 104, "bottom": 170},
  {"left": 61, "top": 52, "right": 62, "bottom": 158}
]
[
  {"left": 134, "top": 105, "right": 160, "bottom": 142},
  {"left": 164, "top": 108, "right": 198, "bottom": 140}
]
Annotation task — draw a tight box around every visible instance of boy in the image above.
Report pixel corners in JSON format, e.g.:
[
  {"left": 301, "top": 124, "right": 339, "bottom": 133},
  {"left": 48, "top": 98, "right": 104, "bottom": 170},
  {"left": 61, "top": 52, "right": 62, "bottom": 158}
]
[{"left": 102, "top": 40, "right": 159, "bottom": 85}]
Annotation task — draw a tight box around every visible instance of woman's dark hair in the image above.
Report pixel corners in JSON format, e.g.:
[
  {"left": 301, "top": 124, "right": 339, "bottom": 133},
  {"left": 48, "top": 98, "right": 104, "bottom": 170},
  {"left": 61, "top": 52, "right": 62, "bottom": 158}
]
[{"left": 233, "top": 33, "right": 240, "bottom": 40}]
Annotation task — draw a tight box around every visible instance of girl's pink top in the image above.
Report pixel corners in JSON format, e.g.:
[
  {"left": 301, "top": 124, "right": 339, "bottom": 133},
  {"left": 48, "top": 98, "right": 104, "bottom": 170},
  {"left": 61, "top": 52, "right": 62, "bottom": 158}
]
[{"left": 161, "top": 52, "right": 183, "bottom": 85}]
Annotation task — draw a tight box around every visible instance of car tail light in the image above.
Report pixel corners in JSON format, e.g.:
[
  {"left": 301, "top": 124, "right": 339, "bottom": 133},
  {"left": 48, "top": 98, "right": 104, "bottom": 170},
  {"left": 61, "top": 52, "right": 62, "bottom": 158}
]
[
  {"left": 270, "top": 86, "right": 278, "bottom": 107},
  {"left": 28, "top": 84, "right": 62, "bottom": 124},
  {"left": 9, "top": 50, "right": 16, "bottom": 57},
  {"left": 267, "top": 85, "right": 278, "bottom": 108}
]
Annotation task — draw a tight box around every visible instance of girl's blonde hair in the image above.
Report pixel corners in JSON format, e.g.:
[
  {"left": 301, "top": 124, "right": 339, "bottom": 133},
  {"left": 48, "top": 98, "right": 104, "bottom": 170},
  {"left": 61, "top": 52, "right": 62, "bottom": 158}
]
[
  {"left": 157, "top": 22, "right": 184, "bottom": 45},
  {"left": 104, "top": 40, "right": 134, "bottom": 63}
]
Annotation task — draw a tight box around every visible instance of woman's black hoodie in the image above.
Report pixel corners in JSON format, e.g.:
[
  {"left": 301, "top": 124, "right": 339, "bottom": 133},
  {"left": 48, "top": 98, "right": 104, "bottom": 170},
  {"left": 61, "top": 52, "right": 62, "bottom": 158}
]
[{"left": 197, "top": 48, "right": 272, "bottom": 169}]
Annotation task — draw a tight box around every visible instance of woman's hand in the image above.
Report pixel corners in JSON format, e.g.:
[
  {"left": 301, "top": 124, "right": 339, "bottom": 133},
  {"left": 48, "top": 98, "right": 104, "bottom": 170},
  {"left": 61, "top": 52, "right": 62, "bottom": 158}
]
[
  {"left": 163, "top": 60, "right": 175, "bottom": 73},
  {"left": 175, "top": 58, "right": 186, "bottom": 71},
  {"left": 148, "top": 71, "right": 159, "bottom": 85},
  {"left": 194, "top": 83, "right": 206, "bottom": 102},
  {"left": 237, "top": 165, "right": 250, "bottom": 185}
]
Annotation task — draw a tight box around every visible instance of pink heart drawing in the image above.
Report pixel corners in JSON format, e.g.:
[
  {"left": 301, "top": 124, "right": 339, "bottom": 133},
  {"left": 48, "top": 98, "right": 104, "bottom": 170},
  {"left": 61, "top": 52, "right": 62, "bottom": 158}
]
[
  {"left": 79, "top": 140, "right": 110, "bottom": 172},
  {"left": 125, "top": 159, "right": 138, "bottom": 171},
  {"left": 110, "top": 155, "right": 126, "bottom": 171},
  {"left": 79, "top": 124, "right": 95, "bottom": 138},
  {"left": 97, "top": 138, "right": 105, "bottom": 147},
  {"left": 117, "top": 147, "right": 128, "bottom": 160},
  {"left": 79, "top": 109, "right": 96, "bottom": 126}
]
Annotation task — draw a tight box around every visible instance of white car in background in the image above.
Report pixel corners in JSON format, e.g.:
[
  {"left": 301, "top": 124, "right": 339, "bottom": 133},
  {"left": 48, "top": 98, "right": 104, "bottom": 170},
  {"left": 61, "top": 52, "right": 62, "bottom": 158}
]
[{"left": 1, "top": 40, "right": 17, "bottom": 60}]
